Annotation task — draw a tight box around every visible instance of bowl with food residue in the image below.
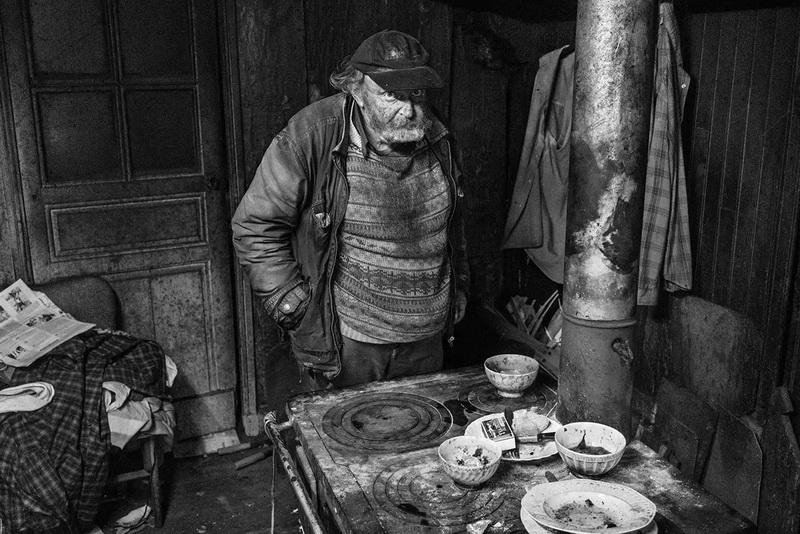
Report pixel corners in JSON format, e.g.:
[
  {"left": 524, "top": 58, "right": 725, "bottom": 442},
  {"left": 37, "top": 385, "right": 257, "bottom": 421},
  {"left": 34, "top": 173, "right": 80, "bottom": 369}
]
[
  {"left": 437, "top": 435, "right": 502, "bottom": 487},
  {"left": 554, "top": 422, "right": 626, "bottom": 476},
  {"left": 484, "top": 354, "right": 540, "bottom": 398}
]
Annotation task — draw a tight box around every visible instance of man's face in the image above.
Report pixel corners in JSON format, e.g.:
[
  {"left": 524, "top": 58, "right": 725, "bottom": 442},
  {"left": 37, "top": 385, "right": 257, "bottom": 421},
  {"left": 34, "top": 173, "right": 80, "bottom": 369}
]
[{"left": 355, "top": 75, "right": 433, "bottom": 147}]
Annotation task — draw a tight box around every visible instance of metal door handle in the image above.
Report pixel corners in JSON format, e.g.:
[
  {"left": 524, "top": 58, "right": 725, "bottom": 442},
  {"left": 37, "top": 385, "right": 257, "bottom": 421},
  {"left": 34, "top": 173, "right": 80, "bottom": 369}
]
[{"left": 205, "top": 174, "right": 228, "bottom": 191}]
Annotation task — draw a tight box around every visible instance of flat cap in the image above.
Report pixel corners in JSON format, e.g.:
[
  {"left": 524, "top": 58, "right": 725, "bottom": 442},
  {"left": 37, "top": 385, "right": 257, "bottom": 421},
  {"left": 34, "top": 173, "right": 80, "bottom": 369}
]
[{"left": 350, "top": 30, "right": 444, "bottom": 91}]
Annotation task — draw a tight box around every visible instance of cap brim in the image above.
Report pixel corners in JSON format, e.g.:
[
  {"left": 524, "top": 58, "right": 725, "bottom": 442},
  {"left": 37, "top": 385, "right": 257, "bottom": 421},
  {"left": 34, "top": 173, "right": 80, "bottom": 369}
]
[{"left": 365, "top": 66, "right": 444, "bottom": 91}]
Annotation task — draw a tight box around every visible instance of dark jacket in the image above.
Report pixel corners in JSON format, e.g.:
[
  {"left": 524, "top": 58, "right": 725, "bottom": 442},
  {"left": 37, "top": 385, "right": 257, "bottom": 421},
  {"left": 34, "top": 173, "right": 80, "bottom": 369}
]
[{"left": 231, "top": 92, "right": 469, "bottom": 378}]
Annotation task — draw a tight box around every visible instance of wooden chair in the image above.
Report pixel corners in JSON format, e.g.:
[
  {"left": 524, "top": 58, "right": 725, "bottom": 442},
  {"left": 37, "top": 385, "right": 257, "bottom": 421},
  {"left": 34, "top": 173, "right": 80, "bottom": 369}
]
[
  {"left": 31, "top": 275, "right": 169, "bottom": 527},
  {"left": 32, "top": 275, "right": 120, "bottom": 330}
]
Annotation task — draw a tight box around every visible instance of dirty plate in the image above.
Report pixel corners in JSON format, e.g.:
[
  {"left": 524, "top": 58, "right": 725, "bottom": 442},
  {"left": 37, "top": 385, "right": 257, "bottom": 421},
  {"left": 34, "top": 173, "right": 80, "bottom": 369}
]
[
  {"left": 520, "top": 505, "right": 658, "bottom": 534},
  {"left": 465, "top": 413, "right": 561, "bottom": 462},
  {"left": 521, "top": 479, "right": 657, "bottom": 534}
]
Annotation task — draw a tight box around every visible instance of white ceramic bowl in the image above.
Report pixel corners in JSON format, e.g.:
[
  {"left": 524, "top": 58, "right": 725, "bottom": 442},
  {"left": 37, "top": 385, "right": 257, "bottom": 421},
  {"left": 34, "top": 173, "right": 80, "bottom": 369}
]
[
  {"left": 554, "top": 421, "right": 627, "bottom": 476},
  {"left": 484, "top": 354, "right": 540, "bottom": 397},
  {"left": 437, "top": 436, "right": 502, "bottom": 487}
]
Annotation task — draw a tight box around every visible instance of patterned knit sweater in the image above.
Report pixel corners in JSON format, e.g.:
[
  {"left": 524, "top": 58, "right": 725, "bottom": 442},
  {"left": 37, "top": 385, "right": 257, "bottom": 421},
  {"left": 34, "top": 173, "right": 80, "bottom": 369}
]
[{"left": 334, "top": 121, "right": 452, "bottom": 343}]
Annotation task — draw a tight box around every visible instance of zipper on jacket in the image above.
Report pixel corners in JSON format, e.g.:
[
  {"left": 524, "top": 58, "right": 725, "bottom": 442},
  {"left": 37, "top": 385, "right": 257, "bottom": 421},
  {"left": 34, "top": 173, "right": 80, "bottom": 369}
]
[
  {"left": 324, "top": 95, "right": 353, "bottom": 377},
  {"left": 429, "top": 137, "right": 460, "bottom": 347},
  {"left": 447, "top": 141, "right": 459, "bottom": 347},
  {"left": 328, "top": 154, "right": 347, "bottom": 357}
]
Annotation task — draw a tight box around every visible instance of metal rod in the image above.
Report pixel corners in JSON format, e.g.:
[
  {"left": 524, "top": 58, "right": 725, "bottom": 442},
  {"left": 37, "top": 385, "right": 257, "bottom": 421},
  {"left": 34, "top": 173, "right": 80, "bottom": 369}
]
[
  {"left": 564, "top": 0, "right": 656, "bottom": 321},
  {"left": 264, "top": 411, "right": 326, "bottom": 534},
  {"left": 560, "top": 0, "right": 657, "bottom": 439},
  {"left": 294, "top": 444, "right": 318, "bottom": 501}
]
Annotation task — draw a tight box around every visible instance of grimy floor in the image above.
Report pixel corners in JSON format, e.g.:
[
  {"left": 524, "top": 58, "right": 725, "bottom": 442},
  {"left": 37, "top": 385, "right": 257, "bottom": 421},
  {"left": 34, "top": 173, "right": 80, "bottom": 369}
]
[{"left": 98, "top": 445, "right": 302, "bottom": 534}]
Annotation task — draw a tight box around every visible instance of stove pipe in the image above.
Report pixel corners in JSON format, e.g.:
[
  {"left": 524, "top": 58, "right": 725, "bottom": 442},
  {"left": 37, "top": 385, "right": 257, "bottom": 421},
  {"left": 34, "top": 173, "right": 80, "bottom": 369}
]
[{"left": 556, "top": 0, "right": 657, "bottom": 440}]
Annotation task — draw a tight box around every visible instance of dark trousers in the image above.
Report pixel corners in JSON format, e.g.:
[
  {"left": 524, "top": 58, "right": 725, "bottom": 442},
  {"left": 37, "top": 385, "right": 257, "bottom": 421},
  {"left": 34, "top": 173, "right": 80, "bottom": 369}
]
[{"left": 302, "top": 334, "right": 443, "bottom": 391}]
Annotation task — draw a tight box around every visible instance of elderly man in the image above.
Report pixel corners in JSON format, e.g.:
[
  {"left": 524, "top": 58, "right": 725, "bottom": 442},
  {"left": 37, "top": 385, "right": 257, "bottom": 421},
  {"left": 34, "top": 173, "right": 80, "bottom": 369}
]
[{"left": 231, "top": 30, "right": 469, "bottom": 389}]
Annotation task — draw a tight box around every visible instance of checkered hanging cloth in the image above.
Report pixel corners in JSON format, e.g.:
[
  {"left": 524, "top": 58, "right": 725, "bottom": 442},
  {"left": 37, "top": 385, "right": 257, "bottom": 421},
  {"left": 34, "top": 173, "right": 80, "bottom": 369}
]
[{"left": 637, "top": 1, "right": 693, "bottom": 305}]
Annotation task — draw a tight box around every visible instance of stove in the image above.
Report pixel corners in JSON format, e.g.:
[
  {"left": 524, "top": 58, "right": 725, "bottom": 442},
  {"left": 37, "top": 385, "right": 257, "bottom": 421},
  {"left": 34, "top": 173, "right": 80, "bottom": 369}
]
[
  {"left": 283, "top": 365, "right": 756, "bottom": 534},
  {"left": 287, "top": 366, "right": 564, "bottom": 533}
]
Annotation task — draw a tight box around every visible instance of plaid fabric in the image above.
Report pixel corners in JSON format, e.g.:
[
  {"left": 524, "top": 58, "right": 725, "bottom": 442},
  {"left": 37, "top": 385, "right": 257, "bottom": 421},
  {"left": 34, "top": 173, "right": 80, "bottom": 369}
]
[
  {"left": 0, "top": 330, "right": 167, "bottom": 533},
  {"left": 638, "top": 2, "right": 693, "bottom": 305}
]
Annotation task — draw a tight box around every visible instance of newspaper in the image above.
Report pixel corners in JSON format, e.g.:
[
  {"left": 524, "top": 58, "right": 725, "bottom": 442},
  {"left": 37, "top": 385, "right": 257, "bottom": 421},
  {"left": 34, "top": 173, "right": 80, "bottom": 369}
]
[{"left": 0, "top": 280, "right": 94, "bottom": 367}]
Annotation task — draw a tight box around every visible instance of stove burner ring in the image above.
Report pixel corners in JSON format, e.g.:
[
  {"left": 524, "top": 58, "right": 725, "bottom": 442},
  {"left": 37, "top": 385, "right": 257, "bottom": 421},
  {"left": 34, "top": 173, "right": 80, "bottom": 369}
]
[
  {"left": 322, "top": 392, "right": 452, "bottom": 451},
  {"left": 458, "top": 381, "right": 546, "bottom": 414},
  {"left": 373, "top": 457, "right": 505, "bottom": 528}
]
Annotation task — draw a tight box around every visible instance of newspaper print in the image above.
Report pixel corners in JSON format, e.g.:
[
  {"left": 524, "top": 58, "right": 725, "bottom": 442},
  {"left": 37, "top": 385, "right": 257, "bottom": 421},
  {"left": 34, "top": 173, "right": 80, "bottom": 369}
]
[{"left": 0, "top": 280, "right": 94, "bottom": 367}]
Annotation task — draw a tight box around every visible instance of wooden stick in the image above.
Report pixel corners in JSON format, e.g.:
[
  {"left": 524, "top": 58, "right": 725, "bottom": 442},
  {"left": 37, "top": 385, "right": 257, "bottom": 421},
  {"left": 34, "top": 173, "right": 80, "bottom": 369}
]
[
  {"left": 530, "top": 290, "right": 559, "bottom": 339},
  {"left": 234, "top": 450, "right": 268, "bottom": 469},
  {"left": 218, "top": 443, "right": 252, "bottom": 455},
  {"left": 475, "top": 303, "right": 548, "bottom": 354},
  {"left": 506, "top": 297, "right": 528, "bottom": 332}
]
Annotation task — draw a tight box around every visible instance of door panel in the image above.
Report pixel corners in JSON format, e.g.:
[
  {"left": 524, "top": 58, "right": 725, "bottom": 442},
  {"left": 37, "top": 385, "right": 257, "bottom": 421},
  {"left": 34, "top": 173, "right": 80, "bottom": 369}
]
[{"left": 1, "top": 0, "right": 236, "bottom": 440}]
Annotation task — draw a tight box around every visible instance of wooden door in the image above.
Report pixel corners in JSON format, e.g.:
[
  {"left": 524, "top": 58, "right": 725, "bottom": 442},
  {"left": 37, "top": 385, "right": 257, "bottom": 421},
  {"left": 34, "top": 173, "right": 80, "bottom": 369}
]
[{"left": 0, "top": 0, "right": 236, "bottom": 440}]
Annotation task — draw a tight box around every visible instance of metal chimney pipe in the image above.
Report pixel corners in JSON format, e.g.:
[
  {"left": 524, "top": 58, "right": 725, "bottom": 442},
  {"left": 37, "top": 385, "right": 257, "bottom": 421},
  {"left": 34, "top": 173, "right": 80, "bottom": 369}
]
[{"left": 557, "top": 0, "right": 657, "bottom": 439}]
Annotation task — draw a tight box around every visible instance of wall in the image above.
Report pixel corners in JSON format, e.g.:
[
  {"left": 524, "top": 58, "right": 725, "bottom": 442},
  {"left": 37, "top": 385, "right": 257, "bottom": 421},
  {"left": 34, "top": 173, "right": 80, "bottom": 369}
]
[
  {"left": 677, "top": 7, "right": 800, "bottom": 526},
  {"left": 0, "top": 11, "right": 29, "bottom": 287},
  {"left": 682, "top": 5, "right": 800, "bottom": 420},
  {"left": 451, "top": 11, "right": 575, "bottom": 306}
]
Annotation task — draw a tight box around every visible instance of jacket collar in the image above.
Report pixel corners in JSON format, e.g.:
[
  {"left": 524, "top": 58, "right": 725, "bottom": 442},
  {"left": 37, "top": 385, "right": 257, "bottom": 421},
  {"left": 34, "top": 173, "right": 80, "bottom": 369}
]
[{"left": 331, "top": 95, "right": 354, "bottom": 157}]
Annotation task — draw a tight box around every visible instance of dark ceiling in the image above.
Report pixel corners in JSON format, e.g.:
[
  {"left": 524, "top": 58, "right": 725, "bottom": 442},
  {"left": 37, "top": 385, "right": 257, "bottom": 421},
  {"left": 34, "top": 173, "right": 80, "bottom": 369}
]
[{"left": 438, "top": 0, "right": 800, "bottom": 22}]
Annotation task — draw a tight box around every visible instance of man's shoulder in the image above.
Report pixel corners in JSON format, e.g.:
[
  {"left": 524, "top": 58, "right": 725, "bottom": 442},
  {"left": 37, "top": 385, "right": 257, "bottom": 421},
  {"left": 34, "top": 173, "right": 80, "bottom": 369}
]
[
  {"left": 283, "top": 93, "right": 348, "bottom": 141},
  {"left": 425, "top": 116, "right": 450, "bottom": 145}
]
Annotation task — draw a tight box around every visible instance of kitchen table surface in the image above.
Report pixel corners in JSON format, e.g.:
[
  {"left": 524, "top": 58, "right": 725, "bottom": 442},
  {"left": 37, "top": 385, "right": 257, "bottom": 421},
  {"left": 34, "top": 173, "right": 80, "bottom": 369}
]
[{"left": 286, "top": 365, "right": 755, "bottom": 534}]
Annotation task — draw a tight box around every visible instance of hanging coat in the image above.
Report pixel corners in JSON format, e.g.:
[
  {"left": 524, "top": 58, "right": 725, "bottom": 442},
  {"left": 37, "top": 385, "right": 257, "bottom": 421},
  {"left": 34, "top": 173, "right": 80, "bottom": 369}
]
[
  {"left": 502, "top": 45, "right": 574, "bottom": 284},
  {"left": 637, "top": 1, "right": 693, "bottom": 305}
]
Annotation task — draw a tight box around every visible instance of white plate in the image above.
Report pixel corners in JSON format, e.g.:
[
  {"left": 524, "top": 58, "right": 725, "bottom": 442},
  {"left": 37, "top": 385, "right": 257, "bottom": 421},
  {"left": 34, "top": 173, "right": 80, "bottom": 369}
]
[
  {"left": 521, "top": 479, "right": 657, "bottom": 534},
  {"left": 465, "top": 413, "right": 561, "bottom": 462},
  {"left": 520, "top": 506, "right": 658, "bottom": 534}
]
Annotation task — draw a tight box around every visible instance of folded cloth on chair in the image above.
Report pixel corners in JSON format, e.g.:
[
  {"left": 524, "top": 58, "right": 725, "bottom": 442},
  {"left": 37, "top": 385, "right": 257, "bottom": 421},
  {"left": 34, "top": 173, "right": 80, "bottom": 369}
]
[
  {"left": 106, "top": 396, "right": 162, "bottom": 449},
  {"left": 0, "top": 330, "right": 169, "bottom": 533},
  {"left": 0, "top": 381, "right": 54, "bottom": 413},
  {"left": 102, "top": 381, "right": 131, "bottom": 411}
]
